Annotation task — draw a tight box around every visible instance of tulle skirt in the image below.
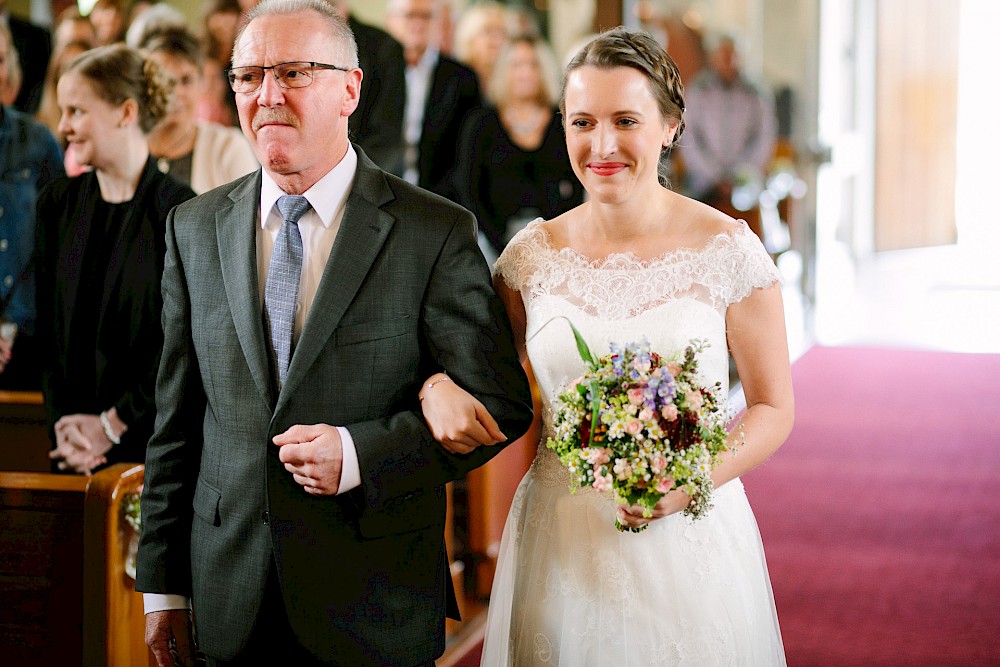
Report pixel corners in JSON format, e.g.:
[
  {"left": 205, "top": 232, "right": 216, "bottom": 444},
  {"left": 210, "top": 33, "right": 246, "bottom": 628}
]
[{"left": 480, "top": 450, "right": 785, "bottom": 666}]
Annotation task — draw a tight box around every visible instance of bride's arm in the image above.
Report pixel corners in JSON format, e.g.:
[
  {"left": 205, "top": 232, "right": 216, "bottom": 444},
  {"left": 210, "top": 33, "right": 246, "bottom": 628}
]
[
  {"left": 418, "top": 277, "right": 529, "bottom": 454},
  {"left": 716, "top": 281, "right": 795, "bottom": 485}
]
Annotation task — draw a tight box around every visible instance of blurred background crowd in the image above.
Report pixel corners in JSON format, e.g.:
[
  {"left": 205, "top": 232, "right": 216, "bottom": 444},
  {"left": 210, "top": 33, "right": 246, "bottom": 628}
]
[{"left": 1, "top": 0, "right": 792, "bottom": 465}]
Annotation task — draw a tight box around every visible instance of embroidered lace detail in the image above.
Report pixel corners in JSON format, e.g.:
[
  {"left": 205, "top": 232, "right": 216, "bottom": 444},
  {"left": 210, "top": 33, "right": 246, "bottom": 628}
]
[{"left": 494, "top": 218, "right": 780, "bottom": 320}]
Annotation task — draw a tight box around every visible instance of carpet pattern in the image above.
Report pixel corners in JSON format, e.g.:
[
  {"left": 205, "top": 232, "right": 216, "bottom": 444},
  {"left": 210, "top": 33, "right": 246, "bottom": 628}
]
[{"left": 744, "top": 346, "right": 1000, "bottom": 666}]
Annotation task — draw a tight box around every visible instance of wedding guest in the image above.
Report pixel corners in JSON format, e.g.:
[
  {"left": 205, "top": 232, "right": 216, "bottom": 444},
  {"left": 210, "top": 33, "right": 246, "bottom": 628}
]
[
  {"left": 198, "top": 0, "right": 242, "bottom": 126},
  {"left": 421, "top": 27, "right": 793, "bottom": 665},
  {"left": 0, "top": 22, "right": 64, "bottom": 390},
  {"left": 453, "top": 1, "right": 510, "bottom": 95},
  {"left": 34, "top": 38, "right": 93, "bottom": 177},
  {"left": 453, "top": 34, "right": 582, "bottom": 260},
  {"left": 36, "top": 44, "right": 194, "bottom": 474},
  {"left": 0, "top": 0, "right": 52, "bottom": 114},
  {"left": 680, "top": 32, "right": 777, "bottom": 208},
  {"left": 386, "top": 0, "right": 481, "bottom": 200},
  {"left": 328, "top": 0, "right": 407, "bottom": 176},
  {"left": 90, "top": 0, "right": 128, "bottom": 46},
  {"left": 140, "top": 26, "right": 258, "bottom": 193}
]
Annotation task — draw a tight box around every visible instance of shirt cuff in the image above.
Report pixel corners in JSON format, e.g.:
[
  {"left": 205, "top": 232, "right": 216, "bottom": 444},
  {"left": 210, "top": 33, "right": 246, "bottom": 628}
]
[
  {"left": 143, "top": 593, "right": 190, "bottom": 614},
  {"left": 337, "top": 426, "right": 361, "bottom": 494}
]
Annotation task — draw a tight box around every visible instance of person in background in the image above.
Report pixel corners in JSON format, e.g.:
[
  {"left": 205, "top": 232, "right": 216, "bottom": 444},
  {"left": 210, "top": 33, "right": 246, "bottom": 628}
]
[
  {"left": 140, "top": 26, "right": 257, "bottom": 193},
  {"left": 454, "top": 34, "right": 583, "bottom": 261},
  {"left": 421, "top": 27, "right": 793, "bottom": 665},
  {"left": 0, "top": 22, "right": 64, "bottom": 390},
  {"left": 125, "top": 2, "right": 187, "bottom": 49},
  {"left": 36, "top": 44, "right": 194, "bottom": 474},
  {"left": 134, "top": 1, "right": 531, "bottom": 664},
  {"left": 452, "top": 0, "right": 510, "bottom": 95},
  {"left": 680, "top": 32, "right": 777, "bottom": 214},
  {"left": 90, "top": 0, "right": 128, "bottom": 46},
  {"left": 0, "top": 35, "right": 17, "bottom": 103},
  {"left": 385, "top": 0, "right": 480, "bottom": 201},
  {"left": 327, "top": 0, "right": 406, "bottom": 176},
  {"left": 0, "top": 0, "right": 52, "bottom": 114},
  {"left": 199, "top": 0, "right": 242, "bottom": 126}
]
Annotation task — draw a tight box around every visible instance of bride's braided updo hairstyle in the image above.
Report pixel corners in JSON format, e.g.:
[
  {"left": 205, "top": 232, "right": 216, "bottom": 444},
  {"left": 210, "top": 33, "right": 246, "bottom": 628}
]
[
  {"left": 559, "top": 27, "right": 686, "bottom": 149},
  {"left": 62, "top": 43, "right": 173, "bottom": 133}
]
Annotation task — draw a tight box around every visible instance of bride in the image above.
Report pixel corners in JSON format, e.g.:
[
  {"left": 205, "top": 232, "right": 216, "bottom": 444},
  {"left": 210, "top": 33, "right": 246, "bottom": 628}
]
[{"left": 419, "top": 28, "right": 794, "bottom": 666}]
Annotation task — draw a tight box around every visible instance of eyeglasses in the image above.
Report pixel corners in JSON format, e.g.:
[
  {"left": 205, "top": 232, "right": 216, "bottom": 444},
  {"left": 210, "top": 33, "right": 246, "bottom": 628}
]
[{"left": 226, "top": 61, "right": 350, "bottom": 93}]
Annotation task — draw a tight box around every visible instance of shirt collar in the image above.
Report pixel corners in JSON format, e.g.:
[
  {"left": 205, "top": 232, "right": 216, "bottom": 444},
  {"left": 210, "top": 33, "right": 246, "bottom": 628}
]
[
  {"left": 410, "top": 46, "right": 439, "bottom": 75},
  {"left": 260, "top": 144, "right": 358, "bottom": 229}
]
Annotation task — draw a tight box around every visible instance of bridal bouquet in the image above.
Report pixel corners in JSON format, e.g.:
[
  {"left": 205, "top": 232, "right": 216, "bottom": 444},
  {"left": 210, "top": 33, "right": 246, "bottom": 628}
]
[{"left": 545, "top": 325, "right": 731, "bottom": 532}]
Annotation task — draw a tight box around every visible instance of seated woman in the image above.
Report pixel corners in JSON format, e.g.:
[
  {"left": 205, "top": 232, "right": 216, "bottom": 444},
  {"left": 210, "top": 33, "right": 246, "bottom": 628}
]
[
  {"left": 140, "top": 25, "right": 258, "bottom": 194},
  {"left": 0, "top": 22, "right": 65, "bottom": 390},
  {"left": 453, "top": 35, "right": 583, "bottom": 262},
  {"left": 36, "top": 44, "right": 195, "bottom": 474}
]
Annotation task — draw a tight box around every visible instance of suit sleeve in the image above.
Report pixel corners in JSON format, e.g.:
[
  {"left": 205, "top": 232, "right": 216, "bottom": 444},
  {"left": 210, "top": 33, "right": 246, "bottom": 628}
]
[
  {"left": 135, "top": 206, "right": 206, "bottom": 596},
  {"left": 345, "top": 209, "right": 533, "bottom": 511}
]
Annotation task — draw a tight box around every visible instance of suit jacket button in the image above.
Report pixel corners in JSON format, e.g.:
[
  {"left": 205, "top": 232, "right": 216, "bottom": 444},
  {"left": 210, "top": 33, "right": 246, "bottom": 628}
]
[{"left": 262, "top": 511, "right": 270, "bottom": 525}]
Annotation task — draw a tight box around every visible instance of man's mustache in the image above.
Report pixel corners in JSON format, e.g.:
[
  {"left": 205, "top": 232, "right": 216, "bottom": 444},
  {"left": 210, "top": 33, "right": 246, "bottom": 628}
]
[{"left": 252, "top": 109, "right": 300, "bottom": 132}]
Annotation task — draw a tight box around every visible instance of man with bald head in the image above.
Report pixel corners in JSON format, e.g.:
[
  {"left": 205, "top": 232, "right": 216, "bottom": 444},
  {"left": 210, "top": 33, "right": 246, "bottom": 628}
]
[{"left": 135, "top": 1, "right": 532, "bottom": 665}]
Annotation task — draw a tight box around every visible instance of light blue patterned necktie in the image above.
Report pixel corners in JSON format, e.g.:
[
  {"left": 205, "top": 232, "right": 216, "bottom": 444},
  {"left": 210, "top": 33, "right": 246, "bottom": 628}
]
[{"left": 264, "top": 194, "right": 310, "bottom": 388}]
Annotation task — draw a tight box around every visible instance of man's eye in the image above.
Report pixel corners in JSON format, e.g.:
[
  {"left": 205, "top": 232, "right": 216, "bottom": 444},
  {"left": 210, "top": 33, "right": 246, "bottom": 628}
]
[{"left": 282, "top": 68, "right": 307, "bottom": 80}]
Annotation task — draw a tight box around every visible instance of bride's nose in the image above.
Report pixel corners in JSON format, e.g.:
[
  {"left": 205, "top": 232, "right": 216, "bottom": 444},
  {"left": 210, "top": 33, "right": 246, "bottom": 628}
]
[{"left": 592, "top": 124, "right": 617, "bottom": 159}]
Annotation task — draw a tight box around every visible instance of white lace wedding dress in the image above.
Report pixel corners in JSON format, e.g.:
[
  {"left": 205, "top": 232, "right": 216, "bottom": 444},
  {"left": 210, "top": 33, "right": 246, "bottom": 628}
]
[{"left": 481, "top": 220, "right": 785, "bottom": 666}]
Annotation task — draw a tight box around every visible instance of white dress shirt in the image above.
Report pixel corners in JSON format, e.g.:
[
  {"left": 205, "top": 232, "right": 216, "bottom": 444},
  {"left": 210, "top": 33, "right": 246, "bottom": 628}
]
[
  {"left": 402, "top": 47, "right": 438, "bottom": 185},
  {"left": 144, "top": 146, "right": 363, "bottom": 614}
]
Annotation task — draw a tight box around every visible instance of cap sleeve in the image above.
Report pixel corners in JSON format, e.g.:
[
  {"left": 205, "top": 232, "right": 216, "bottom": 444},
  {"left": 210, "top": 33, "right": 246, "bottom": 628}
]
[
  {"left": 723, "top": 223, "right": 782, "bottom": 306},
  {"left": 492, "top": 219, "right": 548, "bottom": 293}
]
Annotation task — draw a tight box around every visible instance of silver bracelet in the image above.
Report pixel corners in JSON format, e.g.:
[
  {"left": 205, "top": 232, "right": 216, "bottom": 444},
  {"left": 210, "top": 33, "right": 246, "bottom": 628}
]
[
  {"left": 419, "top": 375, "right": 451, "bottom": 401},
  {"left": 100, "top": 410, "right": 121, "bottom": 445}
]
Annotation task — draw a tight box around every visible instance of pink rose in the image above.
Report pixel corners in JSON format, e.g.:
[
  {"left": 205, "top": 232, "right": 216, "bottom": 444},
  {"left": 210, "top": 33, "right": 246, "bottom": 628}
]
[
  {"left": 686, "top": 390, "right": 704, "bottom": 411},
  {"left": 593, "top": 472, "right": 613, "bottom": 493},
  {"left": 638, "top": 407, "right": 654, "bottom": 421},
  {"left": 627, "top": 388, "right": 645, "bottom": 405},
  {"left": 656, "top": 476, "right": 675, "bottom": 494},
  {"left": 568, "top": 375, "right": 585, "bottom": 390},
  {"left": 651, "top": 453, "right": 668, "bottom": 473},
  {"left": 660, "top": 404, "right": 679, "bottom": 421},
  {"left": 625, "top": 419, "right": 642, "bottom": 435},
  {"left": 666, "top": 362, "right": 682, "bottom": 377}
]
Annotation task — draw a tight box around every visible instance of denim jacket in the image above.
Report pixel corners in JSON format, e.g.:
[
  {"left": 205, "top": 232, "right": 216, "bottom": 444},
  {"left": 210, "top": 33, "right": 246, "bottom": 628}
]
[{"left": 0, "top": 105, "right": 64, "bottom": 335}]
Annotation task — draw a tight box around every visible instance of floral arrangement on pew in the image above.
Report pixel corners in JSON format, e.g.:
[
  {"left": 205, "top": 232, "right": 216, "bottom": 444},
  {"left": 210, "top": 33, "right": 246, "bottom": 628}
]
[{"left": 545, "top": 324, "right": 731, "bottom": 532}]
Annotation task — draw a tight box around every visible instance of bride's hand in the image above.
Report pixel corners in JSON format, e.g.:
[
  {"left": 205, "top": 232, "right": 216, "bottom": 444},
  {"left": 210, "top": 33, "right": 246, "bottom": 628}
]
[
  {"left": 616, "top": 489, "right": 691, "bottom": 530},
  {"left": 419, "top": 373, "right": 507, "bottom": 455}
]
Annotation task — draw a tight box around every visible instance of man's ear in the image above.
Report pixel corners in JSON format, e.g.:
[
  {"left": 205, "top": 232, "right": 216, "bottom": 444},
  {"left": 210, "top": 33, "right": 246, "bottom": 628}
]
[{"left": 342, "top": 68, "right": 363, "bottom": 117}]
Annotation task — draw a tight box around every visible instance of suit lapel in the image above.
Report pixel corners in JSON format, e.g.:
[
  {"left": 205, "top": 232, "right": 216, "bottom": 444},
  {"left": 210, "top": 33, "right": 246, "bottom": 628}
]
[
  {"left": 278, "top": 153, "right": 396, "bottom": 406},
  {"left": 217, "top": 172, "right": 274, "bottom": 406}
]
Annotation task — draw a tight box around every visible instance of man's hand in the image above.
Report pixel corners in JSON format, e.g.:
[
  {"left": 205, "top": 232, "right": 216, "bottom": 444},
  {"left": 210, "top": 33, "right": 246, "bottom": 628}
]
[
  {"left": 273, "top": 424, "right": 343, "bottom": 495},
  {"left": 146, "top": 609, "right": 196, "bottom": 667},
  {"left": 50, "top": 413, "right": 112, "bottom": 474}
]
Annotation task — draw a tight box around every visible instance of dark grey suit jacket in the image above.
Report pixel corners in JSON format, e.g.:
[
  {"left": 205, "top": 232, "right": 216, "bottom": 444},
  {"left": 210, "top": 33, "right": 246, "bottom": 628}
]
[{"left": 136, "top": 148, "right": 532, "bottom": 665}]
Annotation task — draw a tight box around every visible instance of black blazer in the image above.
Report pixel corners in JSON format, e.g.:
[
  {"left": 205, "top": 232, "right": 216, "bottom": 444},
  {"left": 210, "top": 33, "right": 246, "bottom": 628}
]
[
  {"left": 417, "top": 54, "right": 481, "bottom": 202},
  {"left": 136, "top": 148, "right": 532, "bottom": 665},
  {"left": 8, "top": 14, "right": 52, "bottom": 115},
  {"left": 348, "top": 15, "right": 405, "bottom": 177},
  {"left": 34, "top": 157, "right": 195, "bottom": 465}
]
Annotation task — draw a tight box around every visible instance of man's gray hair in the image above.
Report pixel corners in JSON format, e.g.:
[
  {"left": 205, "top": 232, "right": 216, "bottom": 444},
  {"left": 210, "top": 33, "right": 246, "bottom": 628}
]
[{"left": 234, "top": 0, "right": 359, "bottom": 69}]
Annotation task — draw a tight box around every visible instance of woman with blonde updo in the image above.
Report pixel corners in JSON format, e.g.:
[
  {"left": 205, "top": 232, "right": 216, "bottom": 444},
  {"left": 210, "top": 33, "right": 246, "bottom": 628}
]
[
  {"left": 36, "top": 44, "right": 195, "bottom": 474},
  {"left": 452, "top": 1, "right": 511, "bottom": 94}
]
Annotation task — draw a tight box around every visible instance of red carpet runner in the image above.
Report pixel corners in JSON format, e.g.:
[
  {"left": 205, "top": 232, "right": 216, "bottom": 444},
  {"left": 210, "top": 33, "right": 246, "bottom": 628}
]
[{"left": 744, "top": 346, "right": 1000, "bottom": 666}]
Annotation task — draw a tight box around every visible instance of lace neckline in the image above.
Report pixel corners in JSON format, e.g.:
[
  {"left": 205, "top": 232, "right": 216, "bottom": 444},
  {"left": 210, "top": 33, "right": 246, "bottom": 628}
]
[{"left": 524, "top": 218, "right": 751, "bottom": 270}]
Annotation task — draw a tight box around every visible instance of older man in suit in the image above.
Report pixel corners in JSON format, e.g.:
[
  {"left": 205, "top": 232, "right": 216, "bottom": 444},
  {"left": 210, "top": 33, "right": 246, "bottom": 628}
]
[
  {"left": 135, "top": 1, "right": 532, "bottom": 665},
  {"left": 385, "top": 0, "right": 481, "bottom": 202}
]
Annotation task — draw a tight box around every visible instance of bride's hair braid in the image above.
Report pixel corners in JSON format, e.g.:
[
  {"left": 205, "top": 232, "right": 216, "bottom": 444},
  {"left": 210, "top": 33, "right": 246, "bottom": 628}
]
[{"left": 559, "top": 27, "right": 685, "bottom": 146}]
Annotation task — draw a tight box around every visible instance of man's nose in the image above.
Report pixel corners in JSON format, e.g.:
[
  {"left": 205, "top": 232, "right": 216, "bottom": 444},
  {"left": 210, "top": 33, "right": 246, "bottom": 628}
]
[{"left": 257, "top": 70, "right": 286, "bottom": 106}]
